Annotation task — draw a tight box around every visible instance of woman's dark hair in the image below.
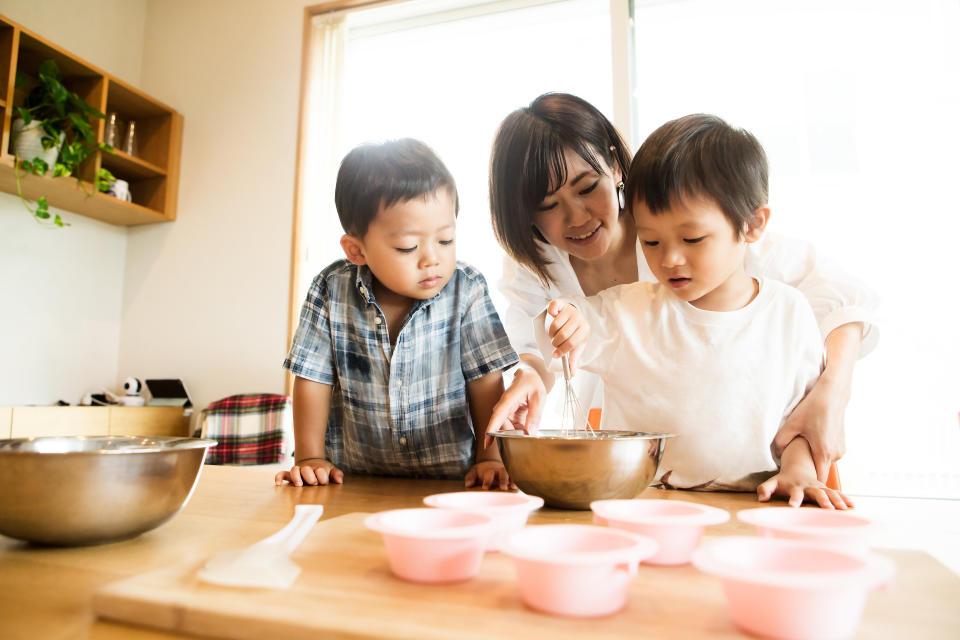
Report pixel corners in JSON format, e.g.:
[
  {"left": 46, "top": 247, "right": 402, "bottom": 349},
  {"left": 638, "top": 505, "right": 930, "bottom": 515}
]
[
  {"left": 489, "top": 93, "right": 630, "bottom": 285},
  {"left": 626, "top": 114, "right": 768, "bottom": 238},
  {"left": 335, "top": 138, "right": 459, "bottom": 237}
]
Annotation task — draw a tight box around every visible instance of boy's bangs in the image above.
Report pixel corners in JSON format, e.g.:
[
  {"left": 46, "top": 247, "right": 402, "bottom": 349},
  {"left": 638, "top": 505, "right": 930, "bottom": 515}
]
[
  {"left": 637, "top": 144, "right": 706, "bottom": 215},
  {"left": 379, "top": 172, "right": 447, "bottom": 212}
]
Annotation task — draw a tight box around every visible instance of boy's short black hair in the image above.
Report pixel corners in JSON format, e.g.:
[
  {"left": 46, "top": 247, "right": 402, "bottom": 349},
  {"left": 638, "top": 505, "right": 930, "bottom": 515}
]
[
  {"left": 489, "top": 93, "right": 631, "bottom": 285},
  {"left": 626, "top": 114, "right": 768, "bottom": 237},
  {"left": 335, "top": 138, "right": 459, "bottom": 237}
]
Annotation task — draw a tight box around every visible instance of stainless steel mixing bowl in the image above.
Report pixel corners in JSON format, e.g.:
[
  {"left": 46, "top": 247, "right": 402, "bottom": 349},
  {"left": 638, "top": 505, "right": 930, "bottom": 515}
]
[
  {"left": 0, "top": 435, "right": 216, "bottom": 546},
  {"left": 492, "top": 430, "right": 674, "bottom": 509}
]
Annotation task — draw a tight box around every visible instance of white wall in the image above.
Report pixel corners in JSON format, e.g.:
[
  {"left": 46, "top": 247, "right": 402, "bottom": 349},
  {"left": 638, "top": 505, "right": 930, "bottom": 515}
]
[
  {"left": 0, "top": 0, "right": 146, "bottom": 85},
  {"left": 0, "top": 0, "right": 146, "bottom": 405},
  {"left": 121, "top": 0, "right": 310, "bottom": 410},
  {"left": 2, "top": 0, "right": 305, "bottom": 410}
]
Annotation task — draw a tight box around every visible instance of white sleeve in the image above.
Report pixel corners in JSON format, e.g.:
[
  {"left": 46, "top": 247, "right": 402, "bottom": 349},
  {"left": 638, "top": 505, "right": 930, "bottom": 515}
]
[
  {"left": 745, "top": 232, "right": 880, "bottom": 358},
  {"left": 498, "top": 254, "right": 555, "bottom": 357}
]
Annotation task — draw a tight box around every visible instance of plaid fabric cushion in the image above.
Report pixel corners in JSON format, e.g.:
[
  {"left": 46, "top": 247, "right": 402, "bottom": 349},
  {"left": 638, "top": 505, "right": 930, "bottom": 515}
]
[{"left": 196, "top": 393, "right": 292, "bottom": 465}]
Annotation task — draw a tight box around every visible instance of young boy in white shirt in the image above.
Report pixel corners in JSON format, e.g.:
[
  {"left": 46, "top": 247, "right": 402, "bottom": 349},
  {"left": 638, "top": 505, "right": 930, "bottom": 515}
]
[
  {"left": 276, "top": 139, "right": 518, "bottom": 489},
  {"left": 541, "top": 114, "right": 853, "bottom": 509}
]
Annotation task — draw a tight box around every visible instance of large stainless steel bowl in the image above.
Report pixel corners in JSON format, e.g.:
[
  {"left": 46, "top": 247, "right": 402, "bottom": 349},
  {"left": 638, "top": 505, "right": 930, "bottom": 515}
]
[
  {"left": 0, "top": 435, "right": 215, "bottom": 546},
  {"left": 492, "top": 430, "right": 674, "bottom": 509}
]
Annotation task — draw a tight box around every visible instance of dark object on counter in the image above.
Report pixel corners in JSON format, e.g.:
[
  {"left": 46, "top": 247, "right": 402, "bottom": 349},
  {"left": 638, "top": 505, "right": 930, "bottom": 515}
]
[
  {"left": 145, "top": 378, "right": 192, "bottom": 407},
  {"left": 89, "top": 393, "right": 116, "bottom": 406}
]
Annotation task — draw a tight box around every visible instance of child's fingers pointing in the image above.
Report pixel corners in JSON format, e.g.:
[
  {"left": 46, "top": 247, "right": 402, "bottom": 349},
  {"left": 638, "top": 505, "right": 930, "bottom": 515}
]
[
  {"left": 826, "top": 488, "right": 848, "bottom": 510},
  {"left": 811, "top": 488, "right": 834, "bottom": 510},
  {"left": 756, "top": 478, "right": 774, "bottom": 502},
  {"left": 788, "top": 486, "right": 804, "bottom": 507}
]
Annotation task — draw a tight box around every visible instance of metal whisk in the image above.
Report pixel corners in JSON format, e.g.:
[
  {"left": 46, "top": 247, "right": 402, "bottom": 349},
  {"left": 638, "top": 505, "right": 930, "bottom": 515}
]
[{"left": 560, "top": 353, "right": 595, "bottom": 437}]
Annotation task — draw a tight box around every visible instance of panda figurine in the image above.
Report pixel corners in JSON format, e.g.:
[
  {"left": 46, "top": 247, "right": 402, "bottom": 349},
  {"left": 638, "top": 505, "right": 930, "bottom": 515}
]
[{"left": 120, "top": 377, "right": 146, "bottom": 406}]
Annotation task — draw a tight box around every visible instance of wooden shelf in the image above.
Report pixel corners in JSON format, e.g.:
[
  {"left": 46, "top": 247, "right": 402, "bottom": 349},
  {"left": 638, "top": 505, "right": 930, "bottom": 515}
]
[
  {"left": 101, "top": 148, "right": 166, "bottom": 180},
  {"left": 0, "top": 12, "right": 182, "bottom": 226},
  {"left": 0, "top": 156, "right": 168, "bottom": 225}
]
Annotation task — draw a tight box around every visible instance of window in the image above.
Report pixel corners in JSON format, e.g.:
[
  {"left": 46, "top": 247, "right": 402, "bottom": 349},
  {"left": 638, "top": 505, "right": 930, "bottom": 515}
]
[
  {"left": 298, "top": 0, "right": 614, "bottom": 315},
  {"left": 630, "top": 0, "right": 960, "bottom": 498},
  {"left": 294, "top": 0, "right": 959, "bottom": 499}
]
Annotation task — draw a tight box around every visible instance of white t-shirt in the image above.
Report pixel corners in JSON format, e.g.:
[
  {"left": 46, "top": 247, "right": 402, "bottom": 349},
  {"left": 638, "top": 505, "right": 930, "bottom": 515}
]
[
  {"left": 500, "top": 232, "right": 879, "bottom": 429},
  {"left": 535, "top": 279, "right": 823, "bottom": 491}
]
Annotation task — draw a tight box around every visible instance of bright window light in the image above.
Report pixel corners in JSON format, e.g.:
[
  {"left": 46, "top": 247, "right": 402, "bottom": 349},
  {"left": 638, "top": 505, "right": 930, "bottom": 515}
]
[
  {"left": 631, "top": 0, "right": 960, "bottom": 498},
  {"left": 297, "top": 0, "right": 958, "bottom": 499},
  {"left": 300, "top": 0, "right": 613, "bottom": 315}
]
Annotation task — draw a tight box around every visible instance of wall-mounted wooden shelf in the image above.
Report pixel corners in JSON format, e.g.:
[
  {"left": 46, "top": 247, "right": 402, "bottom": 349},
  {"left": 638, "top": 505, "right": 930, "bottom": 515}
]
[{"left": 0, "top": 13, "right": 182, "bottom": 226}]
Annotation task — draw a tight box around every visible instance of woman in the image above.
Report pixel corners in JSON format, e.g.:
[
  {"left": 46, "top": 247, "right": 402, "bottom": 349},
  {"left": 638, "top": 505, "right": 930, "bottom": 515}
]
[{"left": 485, "top": 93, "right": 878, "bottom": 482}]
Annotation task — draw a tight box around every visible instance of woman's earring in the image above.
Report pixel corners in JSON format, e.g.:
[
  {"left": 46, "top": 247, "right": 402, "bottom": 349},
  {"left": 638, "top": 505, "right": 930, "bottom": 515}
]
[{"left": 617, "top": 181, "right": 625, "bottom": 210}]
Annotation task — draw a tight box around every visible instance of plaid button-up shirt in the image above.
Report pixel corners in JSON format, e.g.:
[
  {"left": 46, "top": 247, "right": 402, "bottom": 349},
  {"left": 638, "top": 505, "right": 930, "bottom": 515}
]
[{"left": 284, "top": 260, "right": 519, "bottom": 479}]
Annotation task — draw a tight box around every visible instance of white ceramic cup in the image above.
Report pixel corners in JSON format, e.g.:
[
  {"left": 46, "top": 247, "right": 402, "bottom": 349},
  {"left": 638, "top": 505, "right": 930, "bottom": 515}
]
[{"left": 110, "top": 179, "right": 132, "bottom": 202}]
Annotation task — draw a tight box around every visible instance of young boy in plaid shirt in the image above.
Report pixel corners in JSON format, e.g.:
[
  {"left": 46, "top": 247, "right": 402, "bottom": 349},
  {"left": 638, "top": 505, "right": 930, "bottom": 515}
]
[{"left": 275, "top": 139, "right": 519, "bottom": 489}]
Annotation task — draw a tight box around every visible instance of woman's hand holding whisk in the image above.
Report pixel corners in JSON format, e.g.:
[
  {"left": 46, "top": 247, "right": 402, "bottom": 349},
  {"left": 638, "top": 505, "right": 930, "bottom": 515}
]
[
  {"left": 483, "top": 301, "right": 593, "bottom": 444},
  {"left": 546, "top": 300, "right": 591, "bottom": 374}
]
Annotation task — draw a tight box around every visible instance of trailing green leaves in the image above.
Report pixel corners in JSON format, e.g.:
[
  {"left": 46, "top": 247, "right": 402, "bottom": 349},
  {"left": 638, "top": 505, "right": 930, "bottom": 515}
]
[
  {"left": 12, "top": 59, "right": 113, "bottom": 227},
  {"left": 96, "top": 168, "right": 117, "bottom": 193}
]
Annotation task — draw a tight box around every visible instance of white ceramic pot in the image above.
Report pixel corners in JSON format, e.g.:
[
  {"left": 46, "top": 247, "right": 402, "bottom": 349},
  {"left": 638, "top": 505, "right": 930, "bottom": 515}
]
[{"left": 12, "top": 119, "right": 64, "bottom": 173}]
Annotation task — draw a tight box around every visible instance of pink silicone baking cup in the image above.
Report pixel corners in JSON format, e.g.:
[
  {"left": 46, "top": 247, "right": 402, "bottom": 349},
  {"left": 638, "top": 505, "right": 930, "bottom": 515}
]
[
  {"left": 737, "top": 507, "right": 873, "bottom": 556},
  {"left": 692, "top": 536, "right": 894, "bottom": 640},
  {"left": 423, "top": 491, "right": 544, "bottom": 551},
  {"left": 364, "top": 508, "right": 496, "bottom": 583},
  {"left": 591, "top": 499, "right": 730, "bottom": 565},
  {"left": 501, "top": 524, "right": 658, "bottom": 617}
]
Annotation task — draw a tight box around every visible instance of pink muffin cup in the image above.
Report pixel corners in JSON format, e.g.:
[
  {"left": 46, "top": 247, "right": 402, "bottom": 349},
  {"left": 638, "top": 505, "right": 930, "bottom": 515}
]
[
  {"left": 692, "top": 536, "right": 894, "bottom": 640},
  {"left": 591, "top": 499, "right": 730, "bottom": 565},
  {"left": 364, "top": 508, "right": 496, "bottom": 583},
  {"left": 501, "top": 524, "right": 659, "bottom": 618},
  {"left": 737, "top": 507, "right": 873, "bottom": 557},
  {"left": 423, "top": 491, "right": 544, "bottom": 551}
]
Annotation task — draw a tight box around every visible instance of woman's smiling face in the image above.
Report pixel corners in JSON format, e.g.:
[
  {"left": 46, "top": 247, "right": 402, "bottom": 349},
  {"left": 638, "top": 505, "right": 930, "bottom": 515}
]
[{"left": 532, "top": 147, "right": 622, "bottom": 262}]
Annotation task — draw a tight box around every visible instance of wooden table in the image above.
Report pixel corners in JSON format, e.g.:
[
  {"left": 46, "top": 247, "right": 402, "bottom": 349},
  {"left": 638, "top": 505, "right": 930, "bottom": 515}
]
[{"left": 0, "top": 465, "right": 957, "bottom": 639}]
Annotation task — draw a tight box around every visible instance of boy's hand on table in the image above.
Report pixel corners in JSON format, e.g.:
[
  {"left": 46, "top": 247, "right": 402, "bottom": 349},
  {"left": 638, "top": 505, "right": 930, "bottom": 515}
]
[
  {"left": 274, "top": 458, "right": 344, "bottom": 486},
  {"left": 547, "top": 300, "right": 589, "bottom": 372},
  {"left": 465, "top": 460, "right": 513, "bottom": 491},
  {"left": 756, "top": 467, "right": 852, "bottom": 510}
]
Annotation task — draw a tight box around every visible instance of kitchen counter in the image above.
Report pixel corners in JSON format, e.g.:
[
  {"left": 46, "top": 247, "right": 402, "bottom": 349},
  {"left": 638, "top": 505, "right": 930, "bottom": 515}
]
[{"left": 0, "top": 465, "right": 957, "bottom": 639}]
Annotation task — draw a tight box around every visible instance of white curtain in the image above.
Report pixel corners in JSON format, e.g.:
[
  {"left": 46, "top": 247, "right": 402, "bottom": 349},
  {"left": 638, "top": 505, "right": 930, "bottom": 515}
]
[{"left": 299, "top": 13, "right": 348, "bottom": 305}]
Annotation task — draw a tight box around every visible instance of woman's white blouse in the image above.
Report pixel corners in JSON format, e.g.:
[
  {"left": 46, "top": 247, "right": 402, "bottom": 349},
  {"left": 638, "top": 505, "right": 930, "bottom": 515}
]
[{"left": 499, "top": 232, "right": 879, "bottom": 362}]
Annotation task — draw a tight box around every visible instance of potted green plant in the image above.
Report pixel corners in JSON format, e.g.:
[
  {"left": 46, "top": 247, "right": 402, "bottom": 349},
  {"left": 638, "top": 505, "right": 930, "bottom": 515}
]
[{"left": 12, "top": 59, "right": 116, "bottom": 227}]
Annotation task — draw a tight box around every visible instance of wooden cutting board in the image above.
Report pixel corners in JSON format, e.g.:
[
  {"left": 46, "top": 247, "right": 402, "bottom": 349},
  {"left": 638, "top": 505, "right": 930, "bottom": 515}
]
[{"left": 91, "top": 513, "right": 940, "bottom": 640}]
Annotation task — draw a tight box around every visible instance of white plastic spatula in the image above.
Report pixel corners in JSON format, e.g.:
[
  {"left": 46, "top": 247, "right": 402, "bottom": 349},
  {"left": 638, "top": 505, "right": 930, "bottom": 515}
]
[{"left": 197, "top": 504, "right": 324, "bottom": 589}]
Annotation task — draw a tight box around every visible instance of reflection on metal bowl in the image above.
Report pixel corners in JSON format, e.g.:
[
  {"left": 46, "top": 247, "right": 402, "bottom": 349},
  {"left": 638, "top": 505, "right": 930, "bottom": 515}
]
[
  {"left": 491, "top": 430, "right": 674, "bottom": 510},
  {"left": 0, "top": 435, "right": 215, "bottom": 546}
]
